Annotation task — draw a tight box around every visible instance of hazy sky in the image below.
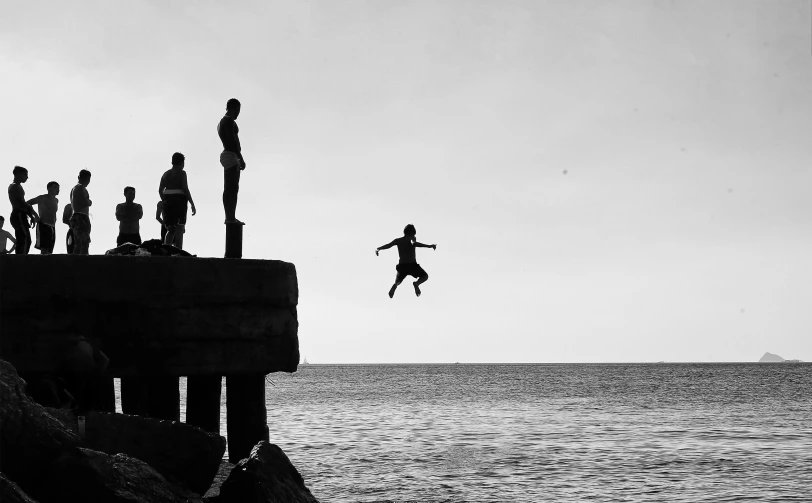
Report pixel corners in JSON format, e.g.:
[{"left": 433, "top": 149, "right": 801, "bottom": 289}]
[{"left": 2, "top": 0, "right": 810, "bottom": 363}]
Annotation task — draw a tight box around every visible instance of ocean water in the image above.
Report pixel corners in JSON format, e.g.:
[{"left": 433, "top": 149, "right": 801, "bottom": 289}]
[{"left": 118, "top": 363, "right": 812, "bottom": 502}]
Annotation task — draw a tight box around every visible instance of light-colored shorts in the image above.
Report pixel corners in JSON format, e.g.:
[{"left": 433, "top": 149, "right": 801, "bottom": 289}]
[{"left": 220, "top": 151, "right": 241, "bottom": 170}]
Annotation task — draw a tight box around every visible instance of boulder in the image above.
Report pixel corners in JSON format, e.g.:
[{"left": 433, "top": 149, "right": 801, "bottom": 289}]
[
  {"left": 214, "top": 441, "right": 319, "bottom": 503},
  {"left": 0, "top": 360, "right": 79, "bottom": 491},
  {"left": 81, "top": 411, "right": 226, "bottom": 495},
  {"left": 42, "top": 447, "right": 203, "bottom": 503},
  {"left": 0, "top": 472, "right": 38, "bottom": 503}
]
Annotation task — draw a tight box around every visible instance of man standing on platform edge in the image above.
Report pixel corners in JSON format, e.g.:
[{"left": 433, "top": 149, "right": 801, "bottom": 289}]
[{"left": 218, "top": 98, "right": 245, "bottom": 225}]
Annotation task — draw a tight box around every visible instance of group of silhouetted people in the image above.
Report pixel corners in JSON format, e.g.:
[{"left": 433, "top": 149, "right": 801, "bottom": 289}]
[
  {"left": 3, "top": 97, "right": 441, "bottom": 297},
  {"left": 2, "top": 98, "right": 247, "bottom": 256}
]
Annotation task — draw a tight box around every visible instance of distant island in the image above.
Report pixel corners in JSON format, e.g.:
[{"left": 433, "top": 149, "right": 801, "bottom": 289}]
[{"left": 758, "top": 352, "right": 803, "bottom": 363}]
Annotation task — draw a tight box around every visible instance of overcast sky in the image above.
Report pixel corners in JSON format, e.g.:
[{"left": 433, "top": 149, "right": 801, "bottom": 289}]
[{"left": 2, "top": 0, "right": 810, "bottom": 363}]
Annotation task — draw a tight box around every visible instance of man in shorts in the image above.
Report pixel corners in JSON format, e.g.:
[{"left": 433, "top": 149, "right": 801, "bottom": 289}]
[
  {"left": 115, "top": 186, "right": 143, "bottom": 246},
  {"left": 27, "top": 181, "right": 60, "bottom": 254},
  {"left": 375, "top": 224, "right": 438, "bottom": 298},
  {"left": 158, "top": 152, "right": 196, "bottom": 249},
  {"left": 69, "top": 169, "right": 93, "bottom": 255},
  {"left": 7, "top": 166, "right": 39, "bottom": 254},
  {"left": 217, "top": 98, "right": 245, "bottom": 224}
]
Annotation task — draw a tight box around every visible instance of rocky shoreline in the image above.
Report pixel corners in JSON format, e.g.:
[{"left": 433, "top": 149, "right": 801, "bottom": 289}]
[{"left": 0, "top": 359, "right": 319, "bottom": 503}]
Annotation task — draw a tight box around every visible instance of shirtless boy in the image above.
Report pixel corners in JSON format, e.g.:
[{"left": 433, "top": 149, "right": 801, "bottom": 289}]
[
  {"left": 115, "top": 186, "right": 143, "bottom": 246},
  {"left": 69, "top": 170, "right": 93, "bottom": 255},
  {"left": 7, "top": 166, "right": 39, "bottom": 254},
  {"left": 217, "top": 98, "right": 245, "bottom": 224},
  {"left": 376, "top": 224, "right": 437, "bottom": 298},
  {"left": 159, "top": 152, "right": 196, "bottom": 249},
  {"left": 0, "top": 216, "right": 17, "bottom": 254},
  {"left": 27, "top": 181, "right": 60, "bottom": 254}
]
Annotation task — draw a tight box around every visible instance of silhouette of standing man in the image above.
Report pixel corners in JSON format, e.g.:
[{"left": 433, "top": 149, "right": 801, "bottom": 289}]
[
  {"left": 217, "top": 98, "right": 245, "bottom": 225},
  {"left": 69, "top": 169, "right": 92, "bottom": 255},
  {"left": 7, "top": 166, "right": 39, "bottom": 254}
]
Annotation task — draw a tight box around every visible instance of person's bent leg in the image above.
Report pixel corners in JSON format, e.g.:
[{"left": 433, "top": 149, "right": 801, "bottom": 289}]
[{"left": 165, "top": 226, "right": 176, "bottom": 246}]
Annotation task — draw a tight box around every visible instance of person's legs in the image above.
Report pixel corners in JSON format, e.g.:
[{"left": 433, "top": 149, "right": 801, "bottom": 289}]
[
  {"left": 223, "top": 167, "right": 241, "bottom": 223},
  {"left": 412, "top": 266, "right": 428, "bottom": 297},
  {"left": 390, "top": 271, "right": 405, "bottom": 298},
  {"left": 42, "top": 225, "right": 55, "bottom": 255},
  {"left": 11, "top": 211, "right": 30, "bottom": 254},
  {"left": 164, "top": 225, "right": 176, "bottom": 246},
  {"left": 66, "top": 229, "right": 74, "bottom": 254}
]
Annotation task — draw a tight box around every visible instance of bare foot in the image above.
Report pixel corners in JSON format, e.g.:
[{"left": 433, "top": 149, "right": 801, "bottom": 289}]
[
  {"left": 413, "top": 282, "right": 421, "bottom": 297},
  {"left": 389, "top": 285, "right": 397, "bottom": 298},
  {"left": 224, "top": 219, "right": 245, "bottom": 225}
]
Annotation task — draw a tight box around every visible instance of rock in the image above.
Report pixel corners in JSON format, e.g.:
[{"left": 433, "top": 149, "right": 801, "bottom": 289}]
[
  {"left": 0, "top": 360, "right": 79, "bottom": 492},
  {"left": 758, "top": 352, "right": 785, "bottom": 362},
  {"left": 42, "top": 447, "right": 203, "bottom": 503},
  {"left": 214, "top": 441, "right": 319, "bottom": 503},
  {"left": 81, "top": 410, "right": 226, "bottom": 495},
  {"left": 0, "top": 472, "right": 38, "bottom": 503}
]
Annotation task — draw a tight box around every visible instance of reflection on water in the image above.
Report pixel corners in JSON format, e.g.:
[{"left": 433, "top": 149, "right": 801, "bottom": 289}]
[{"left": 115, "top": 364, "right": 812, "bottom": 502}]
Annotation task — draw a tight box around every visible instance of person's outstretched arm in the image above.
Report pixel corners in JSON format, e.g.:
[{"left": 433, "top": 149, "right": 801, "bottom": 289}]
[
  {"left": 376, "top": 239, "right": 396, "bottom": 256},
  {"left": 414, "top": 242, "right": 437, "bottom": 250},
  {"left": 181, "top": 172, "right": 197, "bottom": 215}
]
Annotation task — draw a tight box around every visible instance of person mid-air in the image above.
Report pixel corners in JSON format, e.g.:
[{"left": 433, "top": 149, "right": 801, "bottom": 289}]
[{"left": 376, "top": 224, "right": 437, "bottom": 298}]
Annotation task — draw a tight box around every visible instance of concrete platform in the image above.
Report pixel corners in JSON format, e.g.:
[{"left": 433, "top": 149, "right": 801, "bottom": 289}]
[{"left": 0, "top": 255, "right": 299, "bottom": 376}]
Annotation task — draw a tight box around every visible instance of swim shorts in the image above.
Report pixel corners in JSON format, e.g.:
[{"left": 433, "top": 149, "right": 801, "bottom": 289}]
[
  {"left": 69, "top": 213, "right": 92, "bottom": 244},
  {"left": 35, "top": 222, "right": 56, "bottom": 252},
  {"left": 220, "top": 151, "right": 241, "bottom": 170},
  {"left": 162, "top": 194, "right": 188, "bottom": 227},
  {"left": 395, "top": 263, "right": 427, "bottom": 282}
]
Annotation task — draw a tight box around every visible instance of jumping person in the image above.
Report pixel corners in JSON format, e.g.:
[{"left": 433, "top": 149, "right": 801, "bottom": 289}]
[
  {"left": 62, "top": 203, "right": 74, "bottom": 254},
  {"left": 27, "top": 181, "right": 60, "bottom": 254},
  {"left": 376, "top": 224, "right": 437, "bottom": 298},
  {"left": 115, "top": 186, "right": 143, "bottom": 246},
  {"left": 69, "top": 170, "right": 92, "bottom": 255},
  {"left": 7, "top": 166, "right": 39, "bottom": 254},
  {"left": 0, "top": 216, "right": 17, "bottom": 254},
  {"left": 158, "top": 152, "right": 196, "bottom": 249},
  {"left": 217, "top": 98, "right": 245, "bottom": 224}
]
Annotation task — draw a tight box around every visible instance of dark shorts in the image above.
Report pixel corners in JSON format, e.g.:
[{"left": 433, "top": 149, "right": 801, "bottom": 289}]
[
  {"left": 163, "top": 194, "right": 188, "bottom": 227},
  {"left": 69, "top": 213, "right": 91, "bottom": 244},
  {"left": 35, "top": 223, "right": 56, "bottom": 252},
  {"left": 10, "top": 210, "right": 31, "bottom": 254},
  {"left": 117, "top": 233, "right": 142, "bottom": 246},
  {"left": 224, "top": 166, "right": 241, "bottom": 195},
  {"left": 395, "top": 263, "right": 427, "bottom": 282}
]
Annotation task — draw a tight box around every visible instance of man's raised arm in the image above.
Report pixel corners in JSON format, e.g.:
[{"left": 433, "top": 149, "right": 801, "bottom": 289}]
[
  {"left": 415, "top": 242, "right": 437, "bottom": 250},
  {"left": 375, "top": 239, "right": 396, "bottom": 256}
]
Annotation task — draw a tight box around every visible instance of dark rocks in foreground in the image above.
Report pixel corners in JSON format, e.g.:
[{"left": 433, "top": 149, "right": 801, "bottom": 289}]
[
  {"left": 44, "top": 447, "right": 203, "bottom": 503},
  {"left": 0, "top": 473, "right": 38, "bottom": 503},
  {"left": 1, "top": 358, "right": 319, "bottom": 502},
  {"left": 214, "top": 442, "right": 320, "bottom": 503}
]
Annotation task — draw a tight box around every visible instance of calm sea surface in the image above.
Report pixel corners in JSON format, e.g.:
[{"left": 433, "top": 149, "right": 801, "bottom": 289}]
[{"left": 118, "top": 363, "right": 812, "bottom": 502}]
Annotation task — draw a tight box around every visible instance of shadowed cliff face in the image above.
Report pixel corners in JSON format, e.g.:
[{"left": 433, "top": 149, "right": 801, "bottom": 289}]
[{"left": 0, "top": 255, "right": 299, "bottom": 376}]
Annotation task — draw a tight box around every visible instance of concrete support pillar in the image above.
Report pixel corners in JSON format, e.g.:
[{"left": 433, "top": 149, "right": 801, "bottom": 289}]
[
  {"left": 226, "top": 374, "right": 269, "bottom": 462},
  {"left": 121, "top": 375, "right": 179, "bottom": 420},
  {"left": 186, "top": 375, "right": 222, "bottom": 432},
  {"left": 146, "top": 375, "right": 180, "bottom": 421},
  {"left": 120, "top": 376, "right": 148, "bottom": 416},
  {"left": 225, "top": 223, "right": 243, "bottom": 259}
]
